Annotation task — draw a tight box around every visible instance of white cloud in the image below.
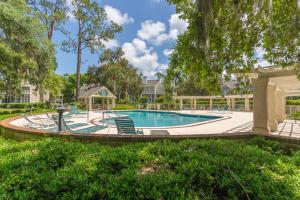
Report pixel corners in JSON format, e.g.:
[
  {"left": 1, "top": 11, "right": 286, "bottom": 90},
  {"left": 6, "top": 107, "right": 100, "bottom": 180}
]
[
  {"left": 137, "top": 20, "right": 166, "bottom": 41},
  {"left": 102, "top": 39, "right": 119, "bottom": 49},
  {"left": 122, "top": 38, "right": 165, "bottom": 77},
  {"left": 104, "top": 5, "right": 134, "bottom": 26},
  {"left": 163, "top": 49, "right": 173, "bottom": 57},
  {"left": 151, "top": 0, "right": 163, "bottom": 3},
  {"left": 137, "top": 14, "right": 188, "bottom": 46},
  {"left": 168, "top": 14, "right": 188, "bottom": 39},
  {"left": 66, "top": 0, "right": 75, "bottom": 20}
]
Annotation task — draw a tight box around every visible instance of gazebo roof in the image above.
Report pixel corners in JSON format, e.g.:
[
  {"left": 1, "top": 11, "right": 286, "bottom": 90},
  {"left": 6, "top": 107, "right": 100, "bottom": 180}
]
[{"left": 78, "top": 85, "right": 117, "bottom": 99}]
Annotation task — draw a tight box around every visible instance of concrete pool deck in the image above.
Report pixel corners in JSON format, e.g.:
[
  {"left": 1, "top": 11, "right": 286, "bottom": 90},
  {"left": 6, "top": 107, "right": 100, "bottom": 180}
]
[{"left": 9, "top": 110, "right": 253, "bottom": 135}]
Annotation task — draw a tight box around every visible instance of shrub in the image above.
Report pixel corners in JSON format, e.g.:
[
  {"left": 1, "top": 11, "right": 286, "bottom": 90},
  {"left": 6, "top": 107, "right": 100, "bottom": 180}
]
[
  {"left": 113, "top": 104, "right": 136, "bottom": 110},
  {"left": 287, "top": 99, "right": 300, "bottom": 105},
  {"left": 0, "top": 137, "right": 299, "bottom": 199}
]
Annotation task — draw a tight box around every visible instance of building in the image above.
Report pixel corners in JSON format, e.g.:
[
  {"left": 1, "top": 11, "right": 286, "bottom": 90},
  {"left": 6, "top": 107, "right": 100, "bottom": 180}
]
[
  {"left": 142, "top": 76, "right": 165, "bottom": 103},
  {"left": 0, "top": 81, "right": 49, "bottom": 103},
  {"left": 78, "top": 84, "right": 116, "bottom": 110}
]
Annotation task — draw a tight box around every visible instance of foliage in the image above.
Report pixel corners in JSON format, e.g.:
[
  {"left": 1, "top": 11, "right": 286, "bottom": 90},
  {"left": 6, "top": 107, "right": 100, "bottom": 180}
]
[
  {"left": 290, "top": 111, "right": 300, "bottom": 120},
  {"left": 27, "top": 0, "right": 69, "bottom": 40},
  {"left": 287, "top": 99, "right": 300, "bottom": 105},
  {"left": 0, "top": 137, "right": 299, "bottom": 199},
  {"left": 112, "top": 104, "right": 136, "bottom": 110},
  {"left": 87, "top": 48, "right": 143, "bottom": 100},
  {"left": 61, "top": 73, "right": 88, "bottom": 103},
  {"left": 166, "top": 0, "right": 300, "bottom": 93},
  {"left": 61, "top": 0, "right": 121, "bottom": 100},
  {"left": 0, "top": 0, "right": 57, "bottom": 100}
]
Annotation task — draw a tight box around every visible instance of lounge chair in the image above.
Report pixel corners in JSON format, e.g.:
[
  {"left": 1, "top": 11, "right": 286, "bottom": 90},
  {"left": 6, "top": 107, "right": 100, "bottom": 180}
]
[
  {"left": 70, "top": 106, "right": 88, "bottom": 115},
  {"left": 23, "top": 115, "right": 56, "bottom": 129},
  {"left": 115, "top": 118, "right": 143, "bottom": 135},
  {"left": 51, "top": 117, "right": 106, "bottom": 134}
]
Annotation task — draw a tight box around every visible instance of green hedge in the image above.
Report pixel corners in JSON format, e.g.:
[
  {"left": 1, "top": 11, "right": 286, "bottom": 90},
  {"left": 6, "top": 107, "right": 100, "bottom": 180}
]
[
  {"left": 0, "top": 137, "right": 299, "bottom": 199},
  {"left": 113, "top": 104, "right": 136, "bottom": 110},
  {"left": 287, "top": 99, "right": 300, "bottom": 105},
  {"left": 0, "top": 102, "right": 49, "bottom": 109}
]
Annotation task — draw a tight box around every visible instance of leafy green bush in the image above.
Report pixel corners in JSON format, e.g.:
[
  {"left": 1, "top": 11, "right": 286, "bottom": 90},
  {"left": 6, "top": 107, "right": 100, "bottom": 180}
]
[
  {"left": 113, "top": 104, "right": 136, "bottom": 110},
  {"left": 287, "top": 99, "right": 300, "bottom": 105},
  {"left": 0, "top": 102, "right": 49, "bottom": 109},
  {"left": 0, "top": 137, "right": 299, "bottom": 199}
]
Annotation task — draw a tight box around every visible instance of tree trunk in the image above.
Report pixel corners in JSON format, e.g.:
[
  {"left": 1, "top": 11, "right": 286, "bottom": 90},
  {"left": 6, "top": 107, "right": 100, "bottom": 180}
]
[
  {"left": 75, "top": 21, "right": 82, "bottom": 101},
  {"left": 47, "top": 19, "right": 55, "bottom": 41}
]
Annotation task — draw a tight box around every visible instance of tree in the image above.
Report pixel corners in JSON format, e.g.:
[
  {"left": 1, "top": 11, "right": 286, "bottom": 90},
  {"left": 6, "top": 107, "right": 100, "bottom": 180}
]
[
  {"left": 87, "top": 48, "right": 143, "bottom": 100},
  {"left": 27, "top": 0, "right": 69, "bottom": 41},
  {"left": 166, "top": 0, "right": 300, "bottom": 89},
  {"left": 61, "top": 73, "right": 88, "bottom": 103},
  {"left": 0, "top": 0, "right": 56, "bottom": 100},
  {"left": 62, "top": 0, "right": 121, "bottom": 101}
]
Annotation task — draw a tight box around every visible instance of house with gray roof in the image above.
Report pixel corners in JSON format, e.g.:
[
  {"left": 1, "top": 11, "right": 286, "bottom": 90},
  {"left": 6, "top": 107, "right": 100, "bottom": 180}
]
[{"left": 142, "top": 76, "right": 165, "bottom": 103}]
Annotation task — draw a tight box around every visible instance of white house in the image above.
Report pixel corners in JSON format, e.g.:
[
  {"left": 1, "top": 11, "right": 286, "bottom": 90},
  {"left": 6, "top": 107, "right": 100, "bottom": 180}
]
[
  {"left": 0, "top": 80, "right": 49, "bottom": 103},
  {"left": 142, "top": 76, "right": 165, "bottom": 103}
]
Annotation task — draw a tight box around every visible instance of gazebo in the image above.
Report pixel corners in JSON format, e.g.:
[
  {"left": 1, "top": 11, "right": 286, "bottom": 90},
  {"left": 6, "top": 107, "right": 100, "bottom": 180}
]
[{"left": 78, "top": 85, "right": 116, "bottom": 110}]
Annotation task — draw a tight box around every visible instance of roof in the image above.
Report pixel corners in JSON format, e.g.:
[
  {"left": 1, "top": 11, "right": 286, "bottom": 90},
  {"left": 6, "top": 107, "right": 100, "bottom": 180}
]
[
  {"left": 144, "top": 80, "right": 160, "bottom": 86},
  {"left": 78, "top": 85, "right": 117, "bottom": 99}
]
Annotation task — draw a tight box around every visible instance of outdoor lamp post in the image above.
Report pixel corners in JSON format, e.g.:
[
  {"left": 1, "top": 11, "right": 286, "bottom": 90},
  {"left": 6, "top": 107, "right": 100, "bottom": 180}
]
[{"left": 57, "top": 106, "right": 66, "bottom": 132}]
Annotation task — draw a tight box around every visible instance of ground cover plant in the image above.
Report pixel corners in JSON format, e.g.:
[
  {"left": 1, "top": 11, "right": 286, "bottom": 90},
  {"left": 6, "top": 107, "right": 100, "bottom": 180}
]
[{"left": 0, "top": 136, "right": 299, "bottom": 199}]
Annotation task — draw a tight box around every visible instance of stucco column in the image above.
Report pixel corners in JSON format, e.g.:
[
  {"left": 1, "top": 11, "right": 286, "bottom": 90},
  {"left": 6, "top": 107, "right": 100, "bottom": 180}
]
[
  {"left": 226, "top": 98, "right": 231, "bottom": 110},
  {"left": 180, "top": 99, "right": 183, "bottom": 110},
  {"left": 209, "top": 98, "right": 213, "bottom": 110},
  {"left": 194, "top": 99, "right": 197, "bottom": 110},
  {"left": 275, "top": 88, "right": 286, "bottom": 123},
  {"left": 244, "top": 98, "right": 250, "bottom": 112},
  {"left": 88, "top": 97, "right": 92, "bottom": 111},
  {"left": 112, "top": 98, "right": 116, "bottom": 108},
  {"left": 231, "top": 98, "right": 235, "bottom": 110},
  {"left": 252, "top": 78, "right": 278, "bottom": 134},
  {"left": 157, "top": 103, "right": 160, "bottom": 110}
]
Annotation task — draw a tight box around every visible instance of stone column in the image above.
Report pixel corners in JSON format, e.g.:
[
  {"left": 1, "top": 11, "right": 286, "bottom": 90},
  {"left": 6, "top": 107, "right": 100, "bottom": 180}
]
[
  {"left": 180, "top": 99, "right": 183, "bottom": 110},
  {"left": 112, "top": 98, "right": 116, "bottom": 108},
  {"left": 194, "top": 99, "right": 197, "bottom": 110},
  {"left": 231, "top": 98, "right": 235, "bottom": 111},
  {"left": 252, "top": 78, "right": 278, "bottom": 134},
  {"left": 157, "top": 103, "right": 161, "bottom": 110},
  {"left": 275, "top": 88, "right": 286, "bottom": 123},
  {"left": 88, "top": 97, "right": 92, "bottom": 111},
  {"left": 226, "top": 98, "right": 231, "bottom": 110},
  {"left": 209, "top": 98, "right": 213, "bottom": 110},
  {"left": 244, "top": 98, "right": 250, "bottom": 112}
]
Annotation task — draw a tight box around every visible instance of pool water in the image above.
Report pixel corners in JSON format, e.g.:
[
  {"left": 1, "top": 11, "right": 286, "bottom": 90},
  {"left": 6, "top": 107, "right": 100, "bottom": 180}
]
[{"left": 102, "top": 110, "right": 221, "bottom": 128}]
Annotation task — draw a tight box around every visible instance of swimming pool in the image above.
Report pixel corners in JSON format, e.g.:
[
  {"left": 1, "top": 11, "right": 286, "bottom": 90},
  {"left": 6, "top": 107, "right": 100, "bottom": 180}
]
[{"left": 102, "top": 110, "right": 221, "bottom": 128}]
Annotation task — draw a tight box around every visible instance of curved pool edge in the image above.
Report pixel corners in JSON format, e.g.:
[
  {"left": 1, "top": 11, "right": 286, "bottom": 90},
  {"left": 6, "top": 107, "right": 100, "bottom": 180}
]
[{"left": 95, "top": 110, "right": 231, "bottom": 129}]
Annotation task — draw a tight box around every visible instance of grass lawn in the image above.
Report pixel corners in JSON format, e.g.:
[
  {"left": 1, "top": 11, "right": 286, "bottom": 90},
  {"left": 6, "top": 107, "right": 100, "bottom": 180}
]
[
  {"left": 0, "top": 108, "right": 56, "bottom": 121},
  {"left": 0, "top": 136, "right": 299, "bottom": 199}
]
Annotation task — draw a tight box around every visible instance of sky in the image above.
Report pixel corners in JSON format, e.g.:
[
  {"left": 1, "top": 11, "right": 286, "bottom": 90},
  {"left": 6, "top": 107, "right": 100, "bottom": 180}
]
[
  {"left": 53, "top": 0, "right": 270, "bottom": 79},
  {"left": 54, "top": 0, "right": 188, "bottom": 78}
]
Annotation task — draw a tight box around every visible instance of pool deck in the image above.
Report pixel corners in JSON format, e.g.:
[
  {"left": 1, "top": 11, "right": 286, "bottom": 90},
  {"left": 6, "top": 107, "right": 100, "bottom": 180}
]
[{"left": 9, "top": 110, "right": 253, "bottom": 135}]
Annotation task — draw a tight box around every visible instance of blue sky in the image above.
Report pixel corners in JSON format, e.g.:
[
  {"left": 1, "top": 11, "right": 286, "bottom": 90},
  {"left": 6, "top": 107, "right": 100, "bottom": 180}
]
[{"left": 54, "top": 0, "right": 188, "bottom": 78}]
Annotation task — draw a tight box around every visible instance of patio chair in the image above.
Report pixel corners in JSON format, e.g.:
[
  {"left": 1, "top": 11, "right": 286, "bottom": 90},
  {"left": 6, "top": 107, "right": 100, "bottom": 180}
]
[
  {"left": 115, "top": 118, "right": 144, "bottom": 135},
  {"left": 70, "top": 106, "right": 88, "bottom": 115},
  {"left": 23, "top": 115, "right": 56, "bottom": 129},
  {"left": 51, "top": 116, "right": 106, "bottom": 134}
]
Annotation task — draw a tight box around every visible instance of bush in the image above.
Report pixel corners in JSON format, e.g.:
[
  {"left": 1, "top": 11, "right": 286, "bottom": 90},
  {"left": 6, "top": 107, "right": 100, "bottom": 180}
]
[
  {"left": 0, "top": 137, "right": 299, "bottom": 199},
  {"left": 0, "top": 102, "right": 49, "bottom": 109},
  {"left": 113, "top": 104, "right": 136, "bottom": 110},
  {"left": 287, "top": 99, "right": 300, "bottom": 105}
]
